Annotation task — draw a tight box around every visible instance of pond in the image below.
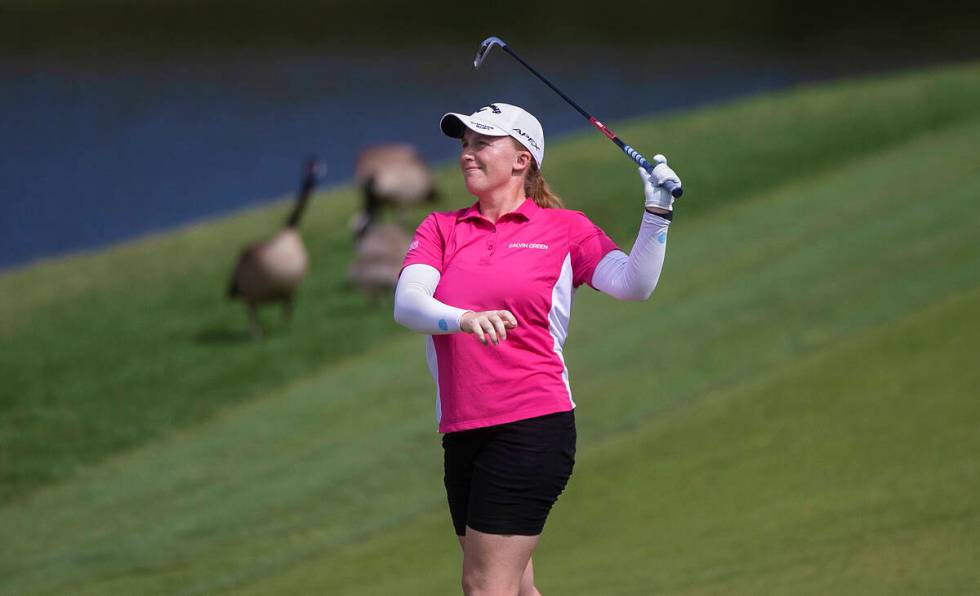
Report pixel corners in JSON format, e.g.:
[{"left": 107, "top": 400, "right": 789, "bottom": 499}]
[{"left": 0, "top": 43, "right": 921, "bottom": 270}]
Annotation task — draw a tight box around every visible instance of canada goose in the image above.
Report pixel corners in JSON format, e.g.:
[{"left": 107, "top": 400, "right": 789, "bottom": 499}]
[
  {"left": 229, "top": 158, "right": 326, "bottom": 338},
  {"left": 347, "top": 222, "right": 412, "bottom": 301},
  {"left": 351, "top": 143, "right": 438, "bottom": 239}
]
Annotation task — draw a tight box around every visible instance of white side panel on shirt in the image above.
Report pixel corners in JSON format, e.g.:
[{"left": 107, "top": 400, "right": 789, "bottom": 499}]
[
  {"left": 548, "top": 253, "right": 575, "bottom": 408},
  {"left": 425, "top": 335, "right": 441, "bottom": 425}
]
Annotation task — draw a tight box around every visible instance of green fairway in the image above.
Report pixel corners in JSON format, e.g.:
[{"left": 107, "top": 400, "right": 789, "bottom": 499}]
[{"left": 2, "top": 61, "right": 979, "bottom": 594}]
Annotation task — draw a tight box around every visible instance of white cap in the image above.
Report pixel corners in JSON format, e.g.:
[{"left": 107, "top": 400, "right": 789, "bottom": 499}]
[{"left": 440, "top": 102, "right": 545, "bottom": 168}]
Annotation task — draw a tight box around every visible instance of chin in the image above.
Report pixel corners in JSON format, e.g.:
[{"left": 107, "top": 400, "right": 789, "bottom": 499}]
[{"left": 464, "top": 180, "right": 488, "bottom": 197}]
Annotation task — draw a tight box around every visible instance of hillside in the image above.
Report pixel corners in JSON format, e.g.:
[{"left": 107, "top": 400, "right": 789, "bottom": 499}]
[{"left": 1, "top": 61, "right": 978, "bottom": 594}]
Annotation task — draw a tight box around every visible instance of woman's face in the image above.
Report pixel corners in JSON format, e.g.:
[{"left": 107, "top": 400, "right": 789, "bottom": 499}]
[{"left": 460, "top": 129, "right": 530, "bottom": 197}]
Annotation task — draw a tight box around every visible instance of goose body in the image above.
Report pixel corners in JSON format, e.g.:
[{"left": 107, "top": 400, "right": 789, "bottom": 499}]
[
  {"left": 356, "top": 143, "right": 435, "bottom": 204},
  {"left": 229, "top": 228, "right": 309, "bottom": 302},
  {"left": 347, "top": 222, "right": 411, "bottom": 299},
  {"left": 229, "top": 158, "right": 323, "bottom": 337},
  {"left": 352, "top": 143, "right": 438, "bottom": 239}
]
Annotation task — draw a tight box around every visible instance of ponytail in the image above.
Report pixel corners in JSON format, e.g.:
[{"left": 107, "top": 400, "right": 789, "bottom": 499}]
[
  {"left": 523, "top": 163, "right": 564, "bottom": 209},
  {"left": 510, "top": 137, "right": 563, "bottom": 208}
]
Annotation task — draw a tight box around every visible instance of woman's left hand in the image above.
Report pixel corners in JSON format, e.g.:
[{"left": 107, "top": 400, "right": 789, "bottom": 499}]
[{"left": 639, "top": 154, "right": 681, "bottom": 213}]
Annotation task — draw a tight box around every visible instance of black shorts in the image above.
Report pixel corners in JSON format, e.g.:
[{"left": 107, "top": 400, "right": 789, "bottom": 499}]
[{"left": 442, "top": 410, "right": 576, "bottom": 536}]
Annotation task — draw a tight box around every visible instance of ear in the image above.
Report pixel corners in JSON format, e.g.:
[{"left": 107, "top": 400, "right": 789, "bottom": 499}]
[{"left": 513, "top": 151, "right": 532, "bottom": 174}]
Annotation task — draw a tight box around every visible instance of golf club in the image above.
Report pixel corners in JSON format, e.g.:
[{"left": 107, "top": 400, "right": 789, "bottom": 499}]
[{"left": 474, "top": 36, "right": 683, "bottom": 198}]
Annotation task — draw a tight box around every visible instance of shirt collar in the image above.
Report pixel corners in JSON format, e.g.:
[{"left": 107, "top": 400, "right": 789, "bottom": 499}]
[{"left": 457, "top": 197, "right": 539, "bottom": 223}]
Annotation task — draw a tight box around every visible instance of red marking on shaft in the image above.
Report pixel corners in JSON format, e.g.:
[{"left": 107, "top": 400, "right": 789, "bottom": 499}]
[{"left": 590, "top": 117, "right": 617, "bottom": 141}]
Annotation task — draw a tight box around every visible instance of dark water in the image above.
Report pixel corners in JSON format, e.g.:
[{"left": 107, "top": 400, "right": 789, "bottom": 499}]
[{"left": 0, "top": 44, "right": 941, "bottom": 271}]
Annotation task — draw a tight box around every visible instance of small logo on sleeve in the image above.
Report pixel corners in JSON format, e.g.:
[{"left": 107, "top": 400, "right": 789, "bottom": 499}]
[{"left": 409, "top": 239, "right": 420, "bottom": 251}]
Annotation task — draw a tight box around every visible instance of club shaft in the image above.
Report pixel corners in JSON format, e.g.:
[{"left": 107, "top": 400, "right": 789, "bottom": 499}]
[
  {"left": 500, "top": 44, "right": 682, "bottom": 198},
  {"left": 502, "top": 46, "right": 591, "bottom": 121}
]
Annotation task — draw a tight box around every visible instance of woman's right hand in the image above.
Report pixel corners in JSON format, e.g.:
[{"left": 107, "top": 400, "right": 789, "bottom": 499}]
[{"left": 460, "top": 310, "right": 518, "bottom": 345}]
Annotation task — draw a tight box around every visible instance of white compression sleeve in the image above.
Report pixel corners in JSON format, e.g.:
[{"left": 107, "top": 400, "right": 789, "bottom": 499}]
[
  {"left": 393, "top": 264, "right": 470, "bottom": 334},
  {"left": 591, "top": 210, "right": 670, "bottom": 301}
]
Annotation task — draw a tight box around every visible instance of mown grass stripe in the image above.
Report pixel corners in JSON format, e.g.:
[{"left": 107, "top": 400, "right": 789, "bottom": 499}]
[{"left": 3, "top": 83, "right": 978, "bottom": 593}]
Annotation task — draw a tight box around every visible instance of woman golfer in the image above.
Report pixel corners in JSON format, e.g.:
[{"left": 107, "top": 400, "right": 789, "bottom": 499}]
[{"left": 394, "top": 102, "right": 681, "bottom": 595}]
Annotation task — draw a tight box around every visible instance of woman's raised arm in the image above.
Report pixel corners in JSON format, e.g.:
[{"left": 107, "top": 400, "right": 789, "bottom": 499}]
[
  {"left": 592, "top": 155, "right": 681, "bottom": 301},
  {"left": 592, "top": 211, "right": 670, "bottom": 301}
]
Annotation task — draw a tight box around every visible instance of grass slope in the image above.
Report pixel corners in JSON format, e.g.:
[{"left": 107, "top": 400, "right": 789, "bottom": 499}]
[
  {"left": 2, "top": 60, "right": 978, "bottom": 504},
  {"left": 1, "top": 62, "right": 979, "bottom": 593}
]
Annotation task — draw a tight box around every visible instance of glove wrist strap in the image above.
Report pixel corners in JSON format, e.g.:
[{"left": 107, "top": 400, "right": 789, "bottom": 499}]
[{"left": 645, "top": 207, "right": 673, "bottom": 221}]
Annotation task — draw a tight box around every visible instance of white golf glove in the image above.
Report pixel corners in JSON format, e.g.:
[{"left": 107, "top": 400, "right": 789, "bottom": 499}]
[{"left": 639, "top": 154, "right": 681, "bottom": 213}]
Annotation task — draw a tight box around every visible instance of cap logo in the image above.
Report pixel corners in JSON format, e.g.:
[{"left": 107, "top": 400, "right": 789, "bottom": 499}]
[
  {"left": 470, "top": 121, "right": 494, "bottom": 131},
  {"left": 512, "top": 128, "right": 540, "bottom": 150},
  {"left": 477, "top": 104, "right": 502, "bottom": 114}
]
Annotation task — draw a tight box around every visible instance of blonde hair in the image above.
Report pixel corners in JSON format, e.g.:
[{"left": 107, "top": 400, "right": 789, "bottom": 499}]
[{"left": 512, "top": 138, "right": 564, "bottom": 209}]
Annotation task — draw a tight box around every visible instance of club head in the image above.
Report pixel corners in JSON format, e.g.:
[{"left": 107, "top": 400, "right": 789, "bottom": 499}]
[{"left": 473, "top": 36, "right": 506, "bottom": 69}]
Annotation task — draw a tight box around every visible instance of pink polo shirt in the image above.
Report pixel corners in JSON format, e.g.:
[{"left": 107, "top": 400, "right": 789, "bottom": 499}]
[{"left": 401, "top": 197, "right": 619, "bottom": 433}]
